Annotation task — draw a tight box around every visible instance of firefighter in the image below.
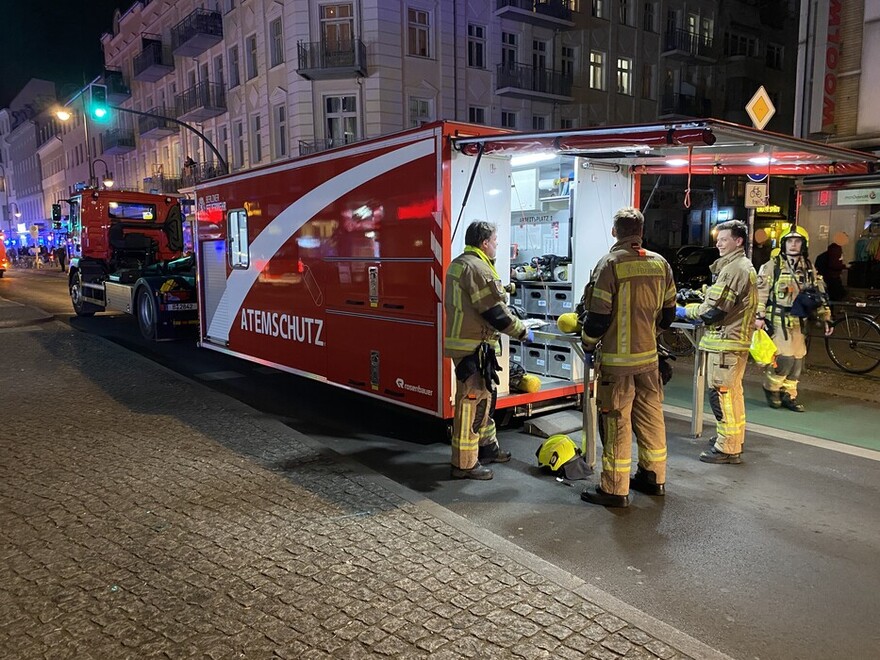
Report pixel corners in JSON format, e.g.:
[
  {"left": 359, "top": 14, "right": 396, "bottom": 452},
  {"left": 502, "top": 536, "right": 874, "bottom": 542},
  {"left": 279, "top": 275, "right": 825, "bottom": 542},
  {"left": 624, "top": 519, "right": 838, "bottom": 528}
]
[
  {"left": 755, "top": 225, "right": 833, "bottom": 412},
  {"left": 679, "top": 219, "right": 758, "bottom": 464},
  {"left": 443, "top": 221, "right": 533, "bottom": 480},
  {"left": 579, "top": 207, "right": 677, "bottom": 508}
]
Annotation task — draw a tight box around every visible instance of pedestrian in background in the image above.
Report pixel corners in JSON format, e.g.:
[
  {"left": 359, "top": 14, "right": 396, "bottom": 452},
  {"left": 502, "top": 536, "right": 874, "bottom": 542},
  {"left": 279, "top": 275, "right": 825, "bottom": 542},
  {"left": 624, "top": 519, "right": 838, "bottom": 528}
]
[
  {"left": 443, "top": 221, "right": 533, "bottom": 480},
  {"left": 679, "top": 219, "right": 758, "bottom": 464},
  {"left": 55, "top": 245, "right": 68, "bottom": 273},
  {"left": 579, "top": 207, "right": 677, "bottom": 508},
  {"left": 756, "top": 226, "right": 832, "bottom": 412},
  {"left": 815, "top": 235, "right": 848, "bottom": 301}
]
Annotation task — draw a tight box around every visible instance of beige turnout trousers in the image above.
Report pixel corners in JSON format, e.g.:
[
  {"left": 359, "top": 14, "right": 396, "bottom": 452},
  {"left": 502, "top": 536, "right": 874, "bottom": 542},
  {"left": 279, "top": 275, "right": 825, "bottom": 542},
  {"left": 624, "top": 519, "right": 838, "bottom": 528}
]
[{"left": 450, "top": 360, "right": 497, "bottom": 470}]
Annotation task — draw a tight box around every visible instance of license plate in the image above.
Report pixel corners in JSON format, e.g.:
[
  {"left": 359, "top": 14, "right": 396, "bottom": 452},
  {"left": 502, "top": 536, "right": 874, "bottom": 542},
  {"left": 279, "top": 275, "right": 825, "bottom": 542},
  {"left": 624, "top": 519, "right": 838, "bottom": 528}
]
[{"left": 164, "top": 303, "right": 197, "bottom": 311}]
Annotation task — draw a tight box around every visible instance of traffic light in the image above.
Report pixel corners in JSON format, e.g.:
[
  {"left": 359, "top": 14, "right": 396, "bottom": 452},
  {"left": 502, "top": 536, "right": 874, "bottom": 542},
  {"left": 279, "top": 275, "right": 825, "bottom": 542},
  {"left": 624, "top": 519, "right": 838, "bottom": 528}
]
[
  {"left": 89, "top": 84, "right": 109, "bottom": 121},
  {"left": 52, "top": 204, "right": 63, "bottom": 230}
]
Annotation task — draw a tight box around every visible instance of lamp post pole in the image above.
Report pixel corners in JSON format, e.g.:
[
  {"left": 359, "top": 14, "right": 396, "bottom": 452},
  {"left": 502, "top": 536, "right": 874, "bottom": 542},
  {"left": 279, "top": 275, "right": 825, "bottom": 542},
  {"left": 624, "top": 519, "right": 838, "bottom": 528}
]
[{"left": 79, "top": 95, "right": 97, "bottom": 188}]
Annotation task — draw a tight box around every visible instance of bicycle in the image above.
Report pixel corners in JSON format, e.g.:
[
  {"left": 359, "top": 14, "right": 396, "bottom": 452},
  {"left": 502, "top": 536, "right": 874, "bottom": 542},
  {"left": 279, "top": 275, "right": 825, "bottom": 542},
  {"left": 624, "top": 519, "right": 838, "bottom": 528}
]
[{"left": 823, "top": 298, "right": 880, "bottom": 374}]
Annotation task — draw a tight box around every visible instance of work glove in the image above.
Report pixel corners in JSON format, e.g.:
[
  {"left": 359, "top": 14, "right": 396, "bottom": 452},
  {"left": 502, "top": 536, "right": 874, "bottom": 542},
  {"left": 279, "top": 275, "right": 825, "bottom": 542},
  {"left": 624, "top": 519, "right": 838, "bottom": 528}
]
[
  {"left": 675, "top": 305, "right": 688, "bottom": 321},
  {"left": 524, "top": 329, "right": 535, "bottom": 344}
]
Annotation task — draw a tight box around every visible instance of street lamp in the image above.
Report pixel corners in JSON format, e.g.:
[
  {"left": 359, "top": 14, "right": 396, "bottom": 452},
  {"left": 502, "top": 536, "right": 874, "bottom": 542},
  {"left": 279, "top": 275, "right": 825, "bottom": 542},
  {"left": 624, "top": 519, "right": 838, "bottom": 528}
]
[{"left": 92, "top": 158, "right": 114, "bottom": 188}]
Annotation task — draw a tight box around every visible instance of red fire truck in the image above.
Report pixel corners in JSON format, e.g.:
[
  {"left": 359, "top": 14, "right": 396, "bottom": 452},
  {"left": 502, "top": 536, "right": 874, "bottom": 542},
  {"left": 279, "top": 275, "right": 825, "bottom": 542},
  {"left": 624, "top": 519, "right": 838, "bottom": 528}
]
[
  {"left": 67, "top": 188, "right": 198, "bottom": 339},
  {"left": 188, "top": 119, "right": 875, "bottom": 420}
]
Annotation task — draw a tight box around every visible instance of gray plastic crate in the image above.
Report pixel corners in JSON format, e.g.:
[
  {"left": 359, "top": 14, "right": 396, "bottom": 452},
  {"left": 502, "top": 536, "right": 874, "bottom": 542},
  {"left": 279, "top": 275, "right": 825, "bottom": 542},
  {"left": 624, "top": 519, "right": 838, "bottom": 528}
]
[
  {"left": 547, "top": 344, "right": 573, "bottom": 380},
  {"left": 523, "top": 344, "right": 548, "bottom": 375},
  {"left": 509, "top": 340, "right": 522, "bottom": 366},
  {"left": 549, "top": 287, "right": 575, "bottom": 316},
  {"left": 525, "top": 286, "right": 549, "bottom": 315}
]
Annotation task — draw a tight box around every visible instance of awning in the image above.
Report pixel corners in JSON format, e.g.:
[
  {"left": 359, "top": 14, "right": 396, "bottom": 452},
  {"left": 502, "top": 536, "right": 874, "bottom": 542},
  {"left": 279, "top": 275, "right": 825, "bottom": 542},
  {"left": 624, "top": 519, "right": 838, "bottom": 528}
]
[{"left": 452, "top": 119, "right": 878, "bottom": 177}]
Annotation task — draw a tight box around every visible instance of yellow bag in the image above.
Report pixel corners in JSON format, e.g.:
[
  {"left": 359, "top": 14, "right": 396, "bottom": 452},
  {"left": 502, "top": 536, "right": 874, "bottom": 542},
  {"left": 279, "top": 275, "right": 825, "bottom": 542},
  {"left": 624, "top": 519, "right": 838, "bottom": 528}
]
[{"left": 749, "top": 328, "right": 777, "bottom": 366}]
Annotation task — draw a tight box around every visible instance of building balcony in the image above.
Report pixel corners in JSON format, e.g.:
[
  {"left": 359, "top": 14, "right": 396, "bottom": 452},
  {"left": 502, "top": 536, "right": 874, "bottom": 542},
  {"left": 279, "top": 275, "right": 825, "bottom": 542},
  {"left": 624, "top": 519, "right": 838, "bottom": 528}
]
[
  {"left": 298, "top": 136, "right": 362, "bottom": 156},
  {"left": 102, "top": 128, "right": 136, "bottom": 155},
  {"left": 137, "top": 107, "right": 179, "bottom": 139},
  {"left": 171, "top": 8, "right": 223, "bottom": 58},
  {"left": 494, "top": 0, "right": 576, "bottom": 29},
  {"left": 133, "top": 37, "right": 174, "bottom": 83},
  {"left": 296, "top": 39, "right": 367, "bottom": 80},
  {"left": 659, "top": 92, "right": 712, "bottom": 119},
  {"left": 103, "top": 68, "right": 131, "bottom": 104},
  {"left": 175, "top": 82, "right": 226, "bottom": 123},
  {"left": 180, "top": 160, "right": 228, "bottom": 188},
  {"left": 143, "top": 174, "right": 184, "bottom": 195},
  {"left": 661, "top": 28, "right": 716, "bottom": 61},
  {"left": 496, "top": 63, "right": 573, "bottom": 101}
]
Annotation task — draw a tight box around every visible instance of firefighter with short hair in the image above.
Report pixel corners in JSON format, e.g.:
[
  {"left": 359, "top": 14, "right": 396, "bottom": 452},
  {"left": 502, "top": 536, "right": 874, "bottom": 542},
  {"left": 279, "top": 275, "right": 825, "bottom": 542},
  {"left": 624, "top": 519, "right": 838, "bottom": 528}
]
[
  {"left": 444, "top": 221, "right": 532, "bottom": 480},
  {"left": 755, "top": 225, "right": 832, "bottom": 412},
  {"left": 680, "top": 219, "right": 758, "bottom": 464},
  {"left": 579, "top": 207, "right": 677, "bottom": 508}
]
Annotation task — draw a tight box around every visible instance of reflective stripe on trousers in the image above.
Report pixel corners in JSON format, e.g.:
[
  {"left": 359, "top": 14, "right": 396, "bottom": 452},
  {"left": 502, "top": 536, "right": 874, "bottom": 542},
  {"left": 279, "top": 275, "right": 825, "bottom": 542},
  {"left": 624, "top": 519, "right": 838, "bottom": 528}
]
[
  {"left": 707, "top": 351, "right": 748, "bottom": 454},
  {"left": 597, "top": 369, "right": 667, "bottom": 496},
  {"left": 451, "top": 359, "right": 497, "bottom": 469}
]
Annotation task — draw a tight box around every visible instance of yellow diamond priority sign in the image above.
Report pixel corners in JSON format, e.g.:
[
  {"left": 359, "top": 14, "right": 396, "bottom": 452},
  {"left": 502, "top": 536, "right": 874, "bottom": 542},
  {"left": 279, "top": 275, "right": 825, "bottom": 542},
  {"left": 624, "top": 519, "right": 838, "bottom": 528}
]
[{"left": 746, "top": 86, "right": 776, "bottom": 130}]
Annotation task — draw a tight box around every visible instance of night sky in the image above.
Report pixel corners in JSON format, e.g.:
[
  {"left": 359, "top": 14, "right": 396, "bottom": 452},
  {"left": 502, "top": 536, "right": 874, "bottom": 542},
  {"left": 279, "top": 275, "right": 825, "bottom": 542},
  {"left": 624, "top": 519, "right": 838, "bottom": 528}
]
[{"left": 1, "top": 0, "right": 132, "bottom": 107}]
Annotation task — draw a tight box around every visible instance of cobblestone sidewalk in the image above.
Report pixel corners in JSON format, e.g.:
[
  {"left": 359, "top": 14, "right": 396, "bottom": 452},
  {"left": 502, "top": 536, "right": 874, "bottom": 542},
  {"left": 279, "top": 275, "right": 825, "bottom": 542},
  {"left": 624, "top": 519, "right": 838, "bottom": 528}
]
[{"left": 0, "top": 322, "right": 725, "bottom": 659}]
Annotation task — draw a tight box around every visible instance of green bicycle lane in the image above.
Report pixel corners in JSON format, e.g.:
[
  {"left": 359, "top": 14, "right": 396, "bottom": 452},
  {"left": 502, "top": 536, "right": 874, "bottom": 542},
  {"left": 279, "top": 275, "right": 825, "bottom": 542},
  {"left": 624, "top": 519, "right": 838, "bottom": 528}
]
[{"left": 661, "top": 362, "right": 880, "bottom": 453}]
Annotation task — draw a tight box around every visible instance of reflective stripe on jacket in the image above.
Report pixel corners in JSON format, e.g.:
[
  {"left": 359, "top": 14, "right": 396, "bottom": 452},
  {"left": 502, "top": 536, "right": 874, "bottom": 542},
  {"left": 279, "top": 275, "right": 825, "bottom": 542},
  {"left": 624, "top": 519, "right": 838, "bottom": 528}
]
[
  {"left": 686, "top": 248, "right": 758, "bottom": 352},
  {"left": 581, "top": 236, "right": 677, "bottom": 375},
  {"left": 444, "top": 251, "right": 526, "bottom": 359}
]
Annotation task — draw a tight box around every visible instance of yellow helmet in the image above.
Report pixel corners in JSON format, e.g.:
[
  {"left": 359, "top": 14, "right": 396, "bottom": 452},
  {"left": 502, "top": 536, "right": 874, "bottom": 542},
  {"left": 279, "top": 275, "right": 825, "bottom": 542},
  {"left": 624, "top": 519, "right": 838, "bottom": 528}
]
[
  {"left": 556, "top": 313, "right": 581, "bottom": 334},
  {"left": 778, "top": 223, "right": 810, "bottom": 256},
  {"left": 536, "top": 434, "right": 579, "bottom": 471}
]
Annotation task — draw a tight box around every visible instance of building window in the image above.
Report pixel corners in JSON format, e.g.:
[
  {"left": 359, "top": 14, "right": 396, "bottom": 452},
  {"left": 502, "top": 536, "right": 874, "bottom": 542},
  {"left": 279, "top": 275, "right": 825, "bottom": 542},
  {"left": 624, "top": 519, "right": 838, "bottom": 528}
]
[
  {"left": 220, "top": 125, "right": 229, "bottom": 167},
  {"left": 501, "top": 111, "right": 517, "bottom": 128},
  {"left": 532, "top": 115, "right": 547, "bottom": 130},
  {"left": 468, "top": 106, "right": 486, "bottom": 124},
  {"left": 590, "top": 51, "right": 606, "bottom": 90},
  {"left": 408, "top": 97, "right": 433, "bottom": 127},
  {"left": 234, "top": 120, "right": 245, "bottom": 169},
  {"left": 250, "top": 115, "right": 263, "bottom": 163},
  {"left": 766, "top": 43, "right": 783, "bottom": 69},
  {"left": 228, "top": 209, "right": 249, "bottom": 269},
  {"left": 269, "top": 18, "right": 284, "bottom": 67},
  {"left": 214, "top": 54, "right": 225, "bottom": 87},
  {"left": 502, "top": 32, "right": 517, "bottom": 68},
  {"left": 322, "top": 4, "right": 354, "bottom": 49},
  {"left": 467, "top": 24, "right": 485, "bottom": 68},
  {"left": 560, "top": 118, "right": 575, "bottom": 129},
  {"left": 723, "top": 32, "right": 757, "bottom": 57},
  {"left": 561, "top": 46, "right": 574, "bottom": 81},
  {"left": 643, "top": 2, "right": 657, "bottom": 32},
  {"left": 272, "top": 104, "right": 287, "bottom": 158},
  {"left": 246, "top": 34, "right": 258, "bottom": 79},
  {"left": 619, "top": 0, "right": 634, "bottom": 26},
  {"left": 408, "top": 8, "right": 430, "bottom": 58},
  {"left": 325, "top": 95, "right": 358, "bottom": 146},
  {"left": 228, "top": 46, "right": 240, "bottom": 87},
  {"left": 641, "top": 63, "right": 656, "bottom": 99},
  {"left": 617, "top": 57, "right": 633, "bottom": 95},
  {"left": 592, "top": 0, "right": 606, "bottom": 19}
]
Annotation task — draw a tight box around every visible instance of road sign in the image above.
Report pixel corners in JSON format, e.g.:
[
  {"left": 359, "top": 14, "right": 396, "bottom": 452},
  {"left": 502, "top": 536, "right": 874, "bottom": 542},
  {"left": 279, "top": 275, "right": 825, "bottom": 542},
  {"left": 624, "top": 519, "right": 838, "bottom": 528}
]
[
  {"left": 747, "top": 173, "right": 768, "bottom": 183},
  {"left": 746, "top": 86, "right": 776, "bottom": 130},
  {"left": 745, "top": 182, "right": 768, "bottom": 208}
]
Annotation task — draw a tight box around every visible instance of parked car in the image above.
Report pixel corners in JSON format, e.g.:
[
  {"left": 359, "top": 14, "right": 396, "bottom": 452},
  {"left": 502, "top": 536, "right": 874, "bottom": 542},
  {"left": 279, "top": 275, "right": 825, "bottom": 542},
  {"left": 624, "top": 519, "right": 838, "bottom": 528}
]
[{"left": 673, "top": 246, "right": 719, "bottom": 288}]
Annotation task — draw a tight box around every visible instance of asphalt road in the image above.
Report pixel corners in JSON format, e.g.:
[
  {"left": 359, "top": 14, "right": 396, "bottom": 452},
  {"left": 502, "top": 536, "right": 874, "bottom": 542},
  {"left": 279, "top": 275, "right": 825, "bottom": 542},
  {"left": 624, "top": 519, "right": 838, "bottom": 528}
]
[{"left": 4, "top": 268, "right": 879, "bottom": 660}]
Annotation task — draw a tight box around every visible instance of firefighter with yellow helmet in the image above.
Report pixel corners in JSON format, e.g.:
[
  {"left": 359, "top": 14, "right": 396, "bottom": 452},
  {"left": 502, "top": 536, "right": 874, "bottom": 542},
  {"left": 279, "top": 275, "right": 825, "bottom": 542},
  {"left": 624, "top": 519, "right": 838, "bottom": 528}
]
[
  {"left": 755, "top": 224, "right": 832, "bottom": 412},
  {"left": 579, "top": 207, "right": 677, "bottom": 508},
  {"left": 444, "top": 221, "right": 533, "bottom": 480},
  {"left": 680, "top": 220, "right": 758, "bottom": 464}
]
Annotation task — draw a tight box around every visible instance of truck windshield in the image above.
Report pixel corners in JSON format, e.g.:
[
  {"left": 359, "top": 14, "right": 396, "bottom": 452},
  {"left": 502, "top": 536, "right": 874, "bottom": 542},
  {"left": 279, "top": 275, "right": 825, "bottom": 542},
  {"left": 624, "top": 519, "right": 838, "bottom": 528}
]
[{"left": 108, "top": 202, "right": 157, "bottom": 221}]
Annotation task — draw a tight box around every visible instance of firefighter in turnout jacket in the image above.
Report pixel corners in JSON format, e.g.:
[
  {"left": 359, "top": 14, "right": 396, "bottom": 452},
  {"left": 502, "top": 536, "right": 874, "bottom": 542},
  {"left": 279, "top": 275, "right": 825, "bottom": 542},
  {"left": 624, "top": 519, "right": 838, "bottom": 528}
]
[
  {"left": 755, "top": 225, "right": 833, "bottom": 412},
  {"left": 680, "top": 220, "right": 758, "bottom": 464},
  {"left": 444, "top": 221, "right": 532, "bottom": 480},
  {"left": 579, "top": 207, "right": 677, "bottom": 508}
]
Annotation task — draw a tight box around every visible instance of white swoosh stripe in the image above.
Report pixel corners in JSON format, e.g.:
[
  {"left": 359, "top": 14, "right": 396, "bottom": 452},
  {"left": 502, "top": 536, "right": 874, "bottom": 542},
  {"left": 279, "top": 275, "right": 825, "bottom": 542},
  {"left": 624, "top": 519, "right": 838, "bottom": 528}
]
[{"left": 207, "top": 138, "right": 436, "bottom": 341}]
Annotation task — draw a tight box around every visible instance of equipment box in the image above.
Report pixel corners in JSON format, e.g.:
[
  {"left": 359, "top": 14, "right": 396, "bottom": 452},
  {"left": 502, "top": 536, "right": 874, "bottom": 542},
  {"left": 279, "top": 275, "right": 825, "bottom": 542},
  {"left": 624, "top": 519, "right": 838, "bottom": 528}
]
[
  {"left": 509, "top": 341, "right": 523, "bottom": 366},
  {"left": 525, "top": 285, "right": 549, "bottom": 315},
  {"left": 547, "top": 344, "right": 574, "bottom": 380},
  {"left": 548, "top": 286, "right": 574, "bottom": 316},
  {"left": 524, "top": 344, "right": 548, "bottom": 375}
]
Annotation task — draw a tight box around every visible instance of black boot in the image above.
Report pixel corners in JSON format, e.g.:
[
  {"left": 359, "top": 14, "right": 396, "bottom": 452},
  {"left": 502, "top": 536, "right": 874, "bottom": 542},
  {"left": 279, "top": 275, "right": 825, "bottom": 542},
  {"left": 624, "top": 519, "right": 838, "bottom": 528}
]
[
  {"left": 763, "top": 388, "right": 782, "bottom": 409},
  {"left": 699, "top": 447, "right": 742, "bottom": 464},
  {"left": 630, "top": 468, "right": 665, "bottom": 496},
  {"left": 451, "top": 462, "right": 494, "bottom": 480},
  {"left": 781, "top": 392, "right": 805, "bottom": 412},
  {"left": 580, "top": 486, "right": 629, "bottom": 508},
  {"left": 478, "top": 443, "right": 512, "bottom": 464}
]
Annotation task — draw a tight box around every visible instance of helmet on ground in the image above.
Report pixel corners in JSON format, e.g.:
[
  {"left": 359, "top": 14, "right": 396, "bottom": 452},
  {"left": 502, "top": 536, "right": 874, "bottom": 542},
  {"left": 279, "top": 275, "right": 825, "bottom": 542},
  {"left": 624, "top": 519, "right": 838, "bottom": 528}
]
[
  {"left": 779, "top": 224, "right": 810, "bottom": 256},
  {"left": 536, "top": 434, "right": 579, "bottom": 471}
]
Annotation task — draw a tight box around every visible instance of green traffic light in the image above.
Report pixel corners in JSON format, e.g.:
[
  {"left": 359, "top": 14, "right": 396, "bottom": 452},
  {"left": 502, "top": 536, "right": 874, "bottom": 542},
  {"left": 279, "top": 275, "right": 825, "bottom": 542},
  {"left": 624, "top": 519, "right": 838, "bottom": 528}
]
[{"left": 94, "top": 107, "right": 108, "bottom": 119}]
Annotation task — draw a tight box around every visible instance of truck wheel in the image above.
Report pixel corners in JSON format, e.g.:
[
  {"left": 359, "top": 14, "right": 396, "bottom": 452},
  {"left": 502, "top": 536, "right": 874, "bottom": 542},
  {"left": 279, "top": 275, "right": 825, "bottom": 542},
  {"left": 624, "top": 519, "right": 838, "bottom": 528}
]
[
  {"left": 136, "top": 287, "right": 157, "bottom": 340},
  {"left": 70, "top": 272, "right": 96, "bottom": 317}
]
